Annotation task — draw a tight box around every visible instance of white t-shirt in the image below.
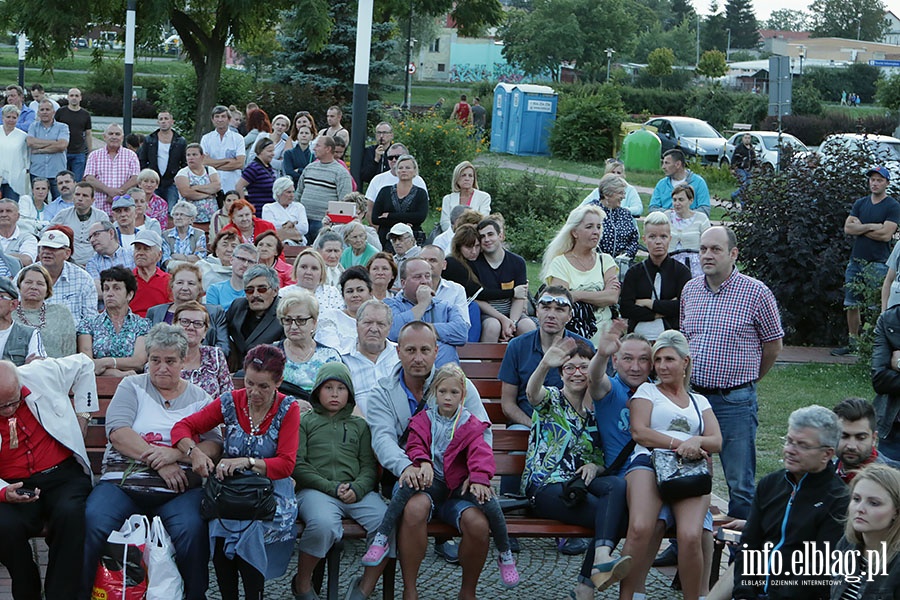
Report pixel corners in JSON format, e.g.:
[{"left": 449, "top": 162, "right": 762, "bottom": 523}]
[
  {"left": 199, "top": 129, "right": 245, "bottom": 194},
  {"left": 631, "top": 382, "right": 711, "bottom": 457},
  {"left": 157, "top": 141, "right": 171, "bottom": 177},
  {"left": 261, "top": 201, "right": 309, "bottom": 240}
]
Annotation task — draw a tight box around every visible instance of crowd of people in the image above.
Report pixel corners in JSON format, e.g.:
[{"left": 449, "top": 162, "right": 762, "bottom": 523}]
[{"left": 0, "top": 85, "right": 897, "bottom": 600}]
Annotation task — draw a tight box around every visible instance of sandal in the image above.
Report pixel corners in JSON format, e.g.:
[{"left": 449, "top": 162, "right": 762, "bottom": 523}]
[
  {"left": 590, "top": 555, "right": 632, "bottom": 591},
  {"left": 291, "top": 575, "right": 320, "bottom": 600}
]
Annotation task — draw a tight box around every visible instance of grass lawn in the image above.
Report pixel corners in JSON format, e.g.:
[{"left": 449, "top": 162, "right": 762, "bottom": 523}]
[
  {"left": 822, "top": 103, "right": 894, "bottom": 118},
  {"left": 382, "top": 83, "right": 472, "bottom": 107}
]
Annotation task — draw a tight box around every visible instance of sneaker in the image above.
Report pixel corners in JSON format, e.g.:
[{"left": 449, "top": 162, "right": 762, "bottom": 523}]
[
  {"left": 361, "top": 533, "right": 390, "bottom": 567},
  {"left": 435, "top": 539, "right": 460, "bottom": 564},
  {"left": 558, "top": 537, "right": 591, "bottom": 556},
  {"left": 652, "top": 543, "right": 678, "bottom": 567},
  {"left": 497, "top": 550, "right": 520, "bottom": 588}
]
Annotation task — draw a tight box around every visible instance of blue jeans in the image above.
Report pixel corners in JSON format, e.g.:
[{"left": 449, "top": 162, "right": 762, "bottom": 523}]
[
  {"left": 157, "top": 183, "right": 180, "bottom": 211},
  {"left": 529, "top": 476, "right": 628, "bottom": 584},
  {"left": 81, "top": 482, "right": 209, "bottom": 600},
  {"left": 731, "top": 168, "right": 751, "bottom": 201},
  {"left": 67, "top": 152, "right": 86, "bottom": 183},
  {"left": 706, "top": 384, "right": 758, "bottom": 519},
  {"left": 0, "top": 183, "right": 19, "bottom": 201},
  {"left": 307, "top": 219, "right": 322, "bottom": 245},
  {"left": 844, "top": 258, "right": 888, "bottom": 307}
]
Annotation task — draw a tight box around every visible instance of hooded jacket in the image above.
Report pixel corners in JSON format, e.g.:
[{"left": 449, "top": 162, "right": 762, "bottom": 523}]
[
  {"left": 406, "top": 406, "right": 493, "bottom": 491},
  {"left": 293, "top": 363, "right": 377, "bottom": 500}
]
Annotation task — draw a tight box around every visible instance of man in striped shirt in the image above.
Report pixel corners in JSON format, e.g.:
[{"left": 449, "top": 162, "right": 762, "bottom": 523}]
[
  {"left": 680, "top": 225, "right": 784, "bottom": 521},
  {"left": 296, "top": 136, "right": 352, "bottom": 244}
]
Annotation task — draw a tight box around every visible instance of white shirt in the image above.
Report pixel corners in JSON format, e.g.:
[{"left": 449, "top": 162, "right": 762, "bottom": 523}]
[
  {"left": 157, "top": 140, "right": 171, "bottom": 177},
  {"left": 315, "top": 308, "right": 357, "bottom": 354},
  {"left": 435, "top": 278, "right": 470, "bottom": 325},
  {"left": 29, "top": 98, "right": 60, "bottom": 113},
  {"left": 200, "top": 129, "right": 245, "bottom": 194},
  {"left": 0, "top": 323, "right": 45, "bottom": 360},
  {"left": 0, "top": 224, "right": 38, "bottom": 261},
  {"left": 433, "top": 228, "right": 453, "bottom": 256},
  {"left": 341, "top": 341, "right": 400, "bottom": 417},
  {"left": 365, "top": 171, "right": 429, "bottom": 201},
  {"left": 261, "top": 201, "right": 309, "bottom": 241}
]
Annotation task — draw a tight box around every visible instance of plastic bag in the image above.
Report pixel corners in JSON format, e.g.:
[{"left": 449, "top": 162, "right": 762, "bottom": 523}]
[
  {"left": 144, "top": 516, "right": 182, "bottom": 599},
  {"left": 91, "top": 514, "right": 149, "bottom": 600}
]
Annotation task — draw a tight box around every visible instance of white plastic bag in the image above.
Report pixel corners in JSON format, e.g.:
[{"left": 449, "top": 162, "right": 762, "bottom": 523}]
[
  {"left": 91, "top": 514, "right": 150, "bottom": 600},
  {"left": 144, "top": 516, "right": 183, "bottom": 600}
]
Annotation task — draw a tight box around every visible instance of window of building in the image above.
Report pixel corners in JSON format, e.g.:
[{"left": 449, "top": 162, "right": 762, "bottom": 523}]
[
  {"left": 429, "top": 38, "right": 440, "bottom": 53},
  {"left": 437, "top": 63, "right": 446, "bottom": 72}
]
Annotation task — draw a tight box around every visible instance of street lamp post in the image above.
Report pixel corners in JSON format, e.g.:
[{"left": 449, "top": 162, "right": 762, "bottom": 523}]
[
  {"left": 726, "top": 28, "right": 731, "bottom": 62},
  {"left": 858, "top": 13, "right": 863, "bottom": 40},
  {"left": 798, "top": 45, "right": 805, "bottom": 77},
  {"left": 401, "top": 0, "right": 414, "bottom": 110},
  {"left": 605, "top": 48, "right": 615, "bottom": 82}
]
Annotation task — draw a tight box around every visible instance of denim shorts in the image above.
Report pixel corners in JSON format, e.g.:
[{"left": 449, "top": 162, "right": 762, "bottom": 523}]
[
  {"left": 391, "top": 478, "right": 477, "bottom": 530},
  {"left": 844, "top": 258, "right": 888, "bottom": 307},
  {"left": 624, "top": 453, "right": 653, "bottom": 475}
]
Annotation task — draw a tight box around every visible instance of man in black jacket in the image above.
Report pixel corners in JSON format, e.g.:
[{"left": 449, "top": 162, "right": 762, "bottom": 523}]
[
  {"left": 871, "top": 304, "right": 900, "bottom": 461},
  {"left": 359, "top": 122, "right": 394, "bottom": 186},
  {"left": 137, "top": 111, "right": 187, "bottom": 209},
  {"left": 225, "top": 265, "right": 284, "bottom": 370},
  {"left": 725, "top": 405, "right": 849, "bottom": 600},
  {"left": 619, "top": 211, "right": 691, "bottom": 340}
]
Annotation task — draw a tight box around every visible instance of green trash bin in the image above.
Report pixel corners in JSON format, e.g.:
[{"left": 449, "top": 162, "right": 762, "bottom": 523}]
[{"left": 621, "top": 127, "right": 661, "bottom": 172}]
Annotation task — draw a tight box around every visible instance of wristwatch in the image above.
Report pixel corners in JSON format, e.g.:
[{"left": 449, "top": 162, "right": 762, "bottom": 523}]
[{"left": 249, "top": 457, "right": 256, "bottom": 469}]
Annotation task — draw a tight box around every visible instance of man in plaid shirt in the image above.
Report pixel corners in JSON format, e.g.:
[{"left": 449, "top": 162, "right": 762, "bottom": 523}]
[
  {"left": 680, "top": 226, "right": 783, "bottom": 520},
  {"left": 83, "top": 123, "right": 139, "bottom": 215}
]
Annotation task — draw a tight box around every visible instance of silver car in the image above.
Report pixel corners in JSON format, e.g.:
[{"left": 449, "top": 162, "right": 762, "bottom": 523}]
[{"left": 724, "top": 131, "right": 809, "bottom": 171}]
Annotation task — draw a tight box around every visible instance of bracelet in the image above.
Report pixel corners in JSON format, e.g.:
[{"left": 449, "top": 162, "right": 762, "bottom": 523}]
[
  {"left": 669, "top": 437, "right": 675, "bottom": 449},
  {"left": 186, "top": 445, "right": 196, "bottom": 457},
  {"left": 112, "top": 358, "right": 117, "bottom": 369}
]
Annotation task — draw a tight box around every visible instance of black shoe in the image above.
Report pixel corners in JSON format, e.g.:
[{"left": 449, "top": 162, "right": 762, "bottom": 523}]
[
  {"left": 435, "top": 539, "right": 460, "bottom": 564},
  {"left": 508, "top": 538, "right": 520, "bottom": 553},
  {"left": 830, "top": 345, "right": 856, "bottom": 356},
  {"left": 558, "top": 537, "right": 591, "bottom": 555},
  {"left": 652, "top": 543, "right": 678, "bottom": 567}
]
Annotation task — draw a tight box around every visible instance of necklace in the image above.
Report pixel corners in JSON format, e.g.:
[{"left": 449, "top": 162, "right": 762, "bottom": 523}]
[
  {"left": 16, "top": 304, "right": 46, "bottom": 329},
  {"left": 244, "top": 400, "right": 274, "bottom": 436},
  {"left": 567, "top": 251, "right": 595, "bottom": 271},
  {"left": 287, "top": 339, "right": 315, "bottom": 362}
]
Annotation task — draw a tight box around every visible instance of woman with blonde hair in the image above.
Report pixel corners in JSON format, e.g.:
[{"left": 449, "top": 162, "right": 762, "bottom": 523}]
[
  {"left": 619, "top": 329, "right": 722, "bottom": 600},
  {"left": 439, "top": 161, "right": 492, "bottom": 232},
  {"left": 281, "top": 248, "right": 344, "bottom": 311},
  {"left": 831, "top": 463, "right": 900, "bottom": 598},
  {"left": 666, "top": 184, "right": 710, "bottom": 278},
  {"left": 541, "top": 204, "right": 619, "bottom": 342}
]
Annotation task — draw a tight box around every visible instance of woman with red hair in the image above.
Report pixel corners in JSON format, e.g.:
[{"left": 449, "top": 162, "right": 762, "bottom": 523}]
[{"left": 221, "top": 199, "right": 275, "bottom": 244}]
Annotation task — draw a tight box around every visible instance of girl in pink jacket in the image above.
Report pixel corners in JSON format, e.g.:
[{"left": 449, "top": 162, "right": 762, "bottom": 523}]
[{"left": 361, "top": 364, "right": 519, "bottom": 587}]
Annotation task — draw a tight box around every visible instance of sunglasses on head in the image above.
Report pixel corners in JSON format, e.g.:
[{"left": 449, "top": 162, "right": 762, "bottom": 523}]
[{"left": 538, "top": 294, "right": 572, "bottom": 308}]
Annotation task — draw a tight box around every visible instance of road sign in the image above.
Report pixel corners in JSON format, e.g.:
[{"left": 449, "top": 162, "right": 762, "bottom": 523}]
[
  {"left": 768, "top": 56, "right": 792, "bottom": 118},
  {"left": 870, "top": 59, "right": 900, "bottom": 67},
  {"left": 407, "top": 63, "right": 416, "bottom": 74}
]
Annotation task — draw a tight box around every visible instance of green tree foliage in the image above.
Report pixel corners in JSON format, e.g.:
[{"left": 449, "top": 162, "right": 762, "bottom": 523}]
[
  {"left": 701, "top": 1, "right": 728, "bottom": 53},
  {"left": 275, "top": 0, "right": 396, "bottom": 101},
  {"left": 686, "top": 85, "right": 734, "bottom": 130},
  {"left": 500, "top": 0, "right": 654, "bottom": 81},
  {"left": 876, "top": 73, "right": 900, "bottom": 110},
  {"left": 792, "top": 82, "right": 824, "bottom": 116},
  {"left": 809, "top": 0, "right": 889, "bottom": 40},
  {"left": 646, "top": 48, "right": 676, "bottom": 82},
  {"left": 631, "top": 19, "right": 697, "bottom": 64},
  {"left": 765, "top": 8, "right": 811, "bottom": 31},
  {"left": 724, "top": 0, "right": 759, "bottom": 48},
  {"left": 548, "top": 85, "right": 626, "bottom": 162},
  {"left": 804, "top": 63, "right": 881, "bottom": 103},
  {"left": 696, "top": 50, "right": 728, "bottom": 78},
  {"left": 671, "top": 0, "right": 696, "bottom": 28}
]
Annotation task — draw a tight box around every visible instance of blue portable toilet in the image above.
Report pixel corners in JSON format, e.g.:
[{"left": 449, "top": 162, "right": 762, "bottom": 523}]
[
  {"left": 505, "top": 84, "right": 557, "bottom": 156},
  {"left": 490, "top": 83, "right": 516, "bottom": 153}
]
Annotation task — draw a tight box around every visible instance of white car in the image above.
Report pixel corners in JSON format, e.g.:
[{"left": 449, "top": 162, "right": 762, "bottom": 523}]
[
  {"left": 818, "top": 133, "right": 900, "bottom": 184},
  {"left": 724, "top": 131, "right": 809, "bottom": 171}
]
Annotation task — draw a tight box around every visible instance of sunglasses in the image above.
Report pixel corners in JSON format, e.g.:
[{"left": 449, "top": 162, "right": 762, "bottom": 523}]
[
  {"left": 387, "top": 154, "right": 403, "bottom": 160},
  {"left": 538, "top": 294, "right": 572, "bottom": 308},
  {"left": 281, "top": 316, "right": 313, "bottom": 327},
  {"left": 244, "top": 285, "right": 271, "bottom": 295}
]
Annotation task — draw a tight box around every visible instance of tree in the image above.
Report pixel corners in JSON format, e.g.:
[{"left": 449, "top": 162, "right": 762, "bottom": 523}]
[
  {"left": 701, "top": 1, "right": 728, "bottom": 53},
  {"left": 765, "top": 9, "right": 811, "bottom": 31},
  {"left": 809, "top": 0, "right": 889, "bottom": 40},
  {"left": 724, "top": 0, "right": 759, "bottom": 48},
  {"left": 671, "top": 0, "right": 696, "bottom": 29},
  {"left": 876, "top": 73, "right": 900, "bottom": 110},
  {"left": 2, "top": 0, "right": 504, "bottom": 139},
  {"left": 696, "top": 50, "right": 728, "bottom": 78},
  {"left": 275, "top": 0, "right": 396, "bottom": 98},
  {"left": 631, "top": 19, "right": 697, "bottom": 64},
  {"left": 646, "top": 47, "right": 675, "bottom": 86}
]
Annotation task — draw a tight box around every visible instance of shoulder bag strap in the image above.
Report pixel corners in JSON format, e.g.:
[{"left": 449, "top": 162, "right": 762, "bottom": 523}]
[{"left": 688, "top": 392, "right": 704, "bottom": 436}]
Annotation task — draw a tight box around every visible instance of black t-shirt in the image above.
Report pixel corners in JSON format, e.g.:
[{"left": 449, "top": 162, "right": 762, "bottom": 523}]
[
  {"left": 470, "top": 250, "right": 527, "bottom": 316},
  {"left": 55, "top": 107, "right": 92, "bottom": 154},
  {"left": 850, "top": 195, "right": 900, "bottom": 263}
]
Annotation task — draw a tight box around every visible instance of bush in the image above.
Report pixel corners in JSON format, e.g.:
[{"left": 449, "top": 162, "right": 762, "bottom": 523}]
[
  {"left": 81, "top": 94, "right": 158, "bottom": 118},
  {"left": 549, "top": 85, "right": 625, "bottom": 162},
  {"left": 617, "top": 87, "right": 690, "bottom": 118},
  {"left": 792, "top": 83, "right": 823, "bottom": 116},
  {"left": 729, "top": 94, "right": 768, "bottom": 129},
  {"left": 392, "top": 114, "right": 484, "bottom": 205},
  {"left": 164, "top": 68, "right": 256, "bottom": 136},
  {"left": 686, "top": 85, "right": 737, "bottom": 132},
  {"left": 804, "top": 64, "right": 881, "bottom": 104},
  {"left": 480, "top": 168, "right": 580, "bottom": 260},
  {"left": 761, "top": 112, "right": 900, "bottom": 146},
  {"left": 87, "top": 60, "right": 125, "bottom": 96},
  {"left": 724, "top": 142, "right": 875, "bottom": 345},
  {"left": 134, "top": 75, "right": 168, "bottom": 107}
]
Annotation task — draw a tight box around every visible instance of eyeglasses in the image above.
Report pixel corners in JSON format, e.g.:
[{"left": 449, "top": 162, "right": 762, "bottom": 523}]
[
  {"left": 376, "top": 130, "right": 392, "bottom": 135},
  {"left": 0, "top": 398, "right": 21, "bottom": 410},
  {"left": 244, "top": 285, "right": 271, "bottom": 295},
  {"left": 562, "top": 364, "right": 589, "bottom": 374},
  {"left": 177, "top": 318, "right": 207, "bottom": 329},
  {"left": 781, "top": 436, "right": 831, "bottom": 452},
  {"left": 281, "top": 316, "right": 314, "bottom": 327},
  {"left": 387, "top": 154, "right": 403, "bottom": 160},
  {"left": 231, "top": 255, "right": 256, "bottom": 264}
]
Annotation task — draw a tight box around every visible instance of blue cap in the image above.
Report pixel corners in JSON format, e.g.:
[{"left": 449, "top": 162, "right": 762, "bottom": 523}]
[{"left": 867, "top": 166, "right": 891, "bottom": 181}]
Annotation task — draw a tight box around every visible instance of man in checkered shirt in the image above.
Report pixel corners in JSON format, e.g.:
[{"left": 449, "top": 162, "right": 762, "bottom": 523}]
[
  {"left": 83, "top": 123, "right": 139, "bottom": 215},
  {"left": 680, "top": 225, "right": 784, "bottom": 521}
]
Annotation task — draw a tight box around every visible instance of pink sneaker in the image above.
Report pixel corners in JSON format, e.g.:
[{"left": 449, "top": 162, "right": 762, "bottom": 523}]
[
  {"left": 498, "top": 556, "right": 519, "bottom": 588},
  {"left": 361, "top": 535, "right": 390, "bottom": 567}
]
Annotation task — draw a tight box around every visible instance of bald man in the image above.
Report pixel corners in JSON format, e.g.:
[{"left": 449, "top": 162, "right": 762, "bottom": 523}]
[
  {"left": 83, "top": 123, "right": 140, "bottom": 215},
  {"left": 0, "top": 354, "right": 98, "bottom": 599}
]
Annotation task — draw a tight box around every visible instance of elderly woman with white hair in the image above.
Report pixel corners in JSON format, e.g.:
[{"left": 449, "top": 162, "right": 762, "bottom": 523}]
[
  {"left": 0, "top": 104, "right": 28, "bottom": 201},
  {"left": 262, "top": 176, "right": 308, "bottom": 244},
  {"left": 590, "top": 173, "right": 640, "bottom": 260},
  {"left": 618, "top": 330, "right": 722, "bottom": 600},
  {"left": 163, "top": 200, "right": 208, "bottom": 264},
  {"left": 581, "top": 159, "right": 643, "bottom": 217},
  {"left": 541, "top": 204, "right": 619, "bottom": 343},
  {"left": 339, "top": 221, "right": 378, "bottom": 268}
]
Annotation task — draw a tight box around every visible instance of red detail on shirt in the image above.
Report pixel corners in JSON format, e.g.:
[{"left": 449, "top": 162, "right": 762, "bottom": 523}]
[
  {"left": 130, "top": 267, "right": 173, "bottom": 317},
  {"left": 0, "top": 397, "right": 73, "bottom": 481}
]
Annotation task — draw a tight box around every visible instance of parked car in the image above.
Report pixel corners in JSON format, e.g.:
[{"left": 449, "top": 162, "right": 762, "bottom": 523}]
[
  {"left": 724, "top": 131, "right": 809, "bottom": 171},
  {"left": 643, "top": 116, "right": 727, "bottom": 165},
  {"left": 818, "top": 133, "right": 900, "bottom": 185}
]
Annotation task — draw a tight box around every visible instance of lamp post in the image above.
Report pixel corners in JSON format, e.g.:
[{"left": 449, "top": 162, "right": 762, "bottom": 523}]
[
  {"left": 401, "top": 0, "right": 414, "bottom": 110},
  {"left": 726, "top": 28, "right": 731, "bottom": 62},
  {"left": 605, "top": 47, "right": 615, "bottom": 82},
  {"left": 858, "top": 13, "right": 863, "bottom": 40},
  {"left": 696, "top": 13, "right": 700, "bottom": 67},
  {"left": 16, "top": 34, "right": 26, "bottom": 88},
  {"left": 350, "top": 0, "right": 374, "bottom": 185},
  {"left": 123, "top": 0, "right": 136, "bottom": 136},
  {"left": 798, "top": 45, "right": 805, "bottom": 77}
]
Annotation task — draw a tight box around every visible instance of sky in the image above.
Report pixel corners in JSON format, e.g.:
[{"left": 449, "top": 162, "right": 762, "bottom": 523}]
[{"left": 696, "top": 0, "right": 900, "bottom": 21}]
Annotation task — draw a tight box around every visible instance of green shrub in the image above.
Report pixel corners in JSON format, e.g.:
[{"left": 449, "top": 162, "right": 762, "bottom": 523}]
[
  {"left": 617, "top": 87, "right": 690, "bottom": 117},
  {"left": 686, "top": 85, "right": 737, "bottom": 131},
  {"left": 480, "top": 168, "right": 580, "bottom": 260},
  {"left": 729, "top": 94, "right": 768, "bottom": 129},
  {"left": 164, "top": 69, "right": 256, "bottom": 136},
  {"left": 792, "top": 83, "right": 824, "bottom": 116},
  {"left": 549, "top": 85, "right": 626, "bottom": 162},
  {"left": 392, "top": 114, "right": 484, "bottom": 205},
  {"left": 685, "top": 158, "right": 736, "bottom": 187},
  {"left": 87, "top": 60, "right": 125, "bottom": 97},
  {"left": 761, "top": 112, "right": 900, "bottom": 146},
  {"left": 134, "top": 75, "right": 168, "bottom": 107}
]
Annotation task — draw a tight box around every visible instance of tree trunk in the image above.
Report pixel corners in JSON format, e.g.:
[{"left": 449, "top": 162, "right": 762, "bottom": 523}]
[{"left": 192, "top": 43, "right": 226, "bottom": 141}]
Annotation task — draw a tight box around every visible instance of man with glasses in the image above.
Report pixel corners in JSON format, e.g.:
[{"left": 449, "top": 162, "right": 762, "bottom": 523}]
[
  {"left": 0, "top": 278, "right": 45, "bottom": 365},
  {"left": 0, "top": 199, "right": 37, "bottom": 267},
  {"left": 716, "top": 406, "right": 849, "bottom": 600},
  {"left": 340, "top": 299, "right": 399, "bottom": 417},
  {"left": 85, "top": 221, "right": 134, "bottom": 293},
  {"left": 364, "top": 143, "right": 429, "bottom": 223},
  {"left": 0, "top": 353, "right": 98, "bottom": 599},
  {"left": 206, "top": 243, "right": 258, "bottom": 311},
  {"left": 225, "top": 264, "right": 284, "bottom": 362},
  {"left": 129, "top": 230, "right": 171, "bottom": 318},
  {"left": 360, "top": 122, "right": 394, "bottom": 186}
]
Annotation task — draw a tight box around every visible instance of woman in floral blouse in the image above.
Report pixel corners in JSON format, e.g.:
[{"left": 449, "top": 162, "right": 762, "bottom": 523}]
[
  {"left": 173, "top": 301, "right": 233, "bottom": 399},
  {"left": 76, "top": 266, "right": 150, "bottom": 376},
  {"left": 590, "top": 173, "right": 639, "bottom": 260}
]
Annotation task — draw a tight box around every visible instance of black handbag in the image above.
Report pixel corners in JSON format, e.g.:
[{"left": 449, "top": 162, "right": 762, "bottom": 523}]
[
  {"left": 559, "top": 474, "right": 589, "bottom": 508},
  {"left": 650, "top": 394, "right": 712, "bottom": 503},
  {"left": 200, "top": 470, "right": 276, "bottom": 522}
]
